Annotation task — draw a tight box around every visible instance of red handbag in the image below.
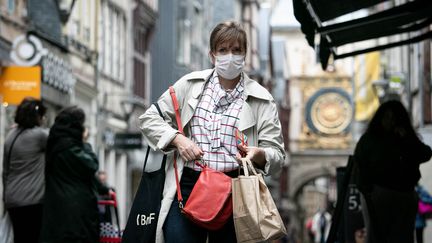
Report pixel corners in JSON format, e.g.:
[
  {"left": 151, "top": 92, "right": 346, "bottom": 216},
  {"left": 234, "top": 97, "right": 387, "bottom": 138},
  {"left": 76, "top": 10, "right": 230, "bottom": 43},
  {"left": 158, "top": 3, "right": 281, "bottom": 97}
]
[
  {"left": 169, "top": 86, "right": 233, "bottom": 230},
  {"left": 182, "top": 161, "right": 233, "bottom": 230}
]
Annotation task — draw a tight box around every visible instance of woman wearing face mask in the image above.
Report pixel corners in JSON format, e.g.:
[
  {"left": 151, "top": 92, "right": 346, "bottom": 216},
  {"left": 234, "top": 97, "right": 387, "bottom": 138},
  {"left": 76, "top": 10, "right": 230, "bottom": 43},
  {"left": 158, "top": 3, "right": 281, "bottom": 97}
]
[{"left": 139, "top": 20, "right": 285, "bottom": 243}]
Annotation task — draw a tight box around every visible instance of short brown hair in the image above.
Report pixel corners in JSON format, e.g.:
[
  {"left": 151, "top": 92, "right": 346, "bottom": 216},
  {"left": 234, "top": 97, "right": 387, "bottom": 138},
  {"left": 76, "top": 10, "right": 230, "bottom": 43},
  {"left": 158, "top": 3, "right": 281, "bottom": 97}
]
[{"left": 209, "top": 21, "right": 248, "bottom": 53}]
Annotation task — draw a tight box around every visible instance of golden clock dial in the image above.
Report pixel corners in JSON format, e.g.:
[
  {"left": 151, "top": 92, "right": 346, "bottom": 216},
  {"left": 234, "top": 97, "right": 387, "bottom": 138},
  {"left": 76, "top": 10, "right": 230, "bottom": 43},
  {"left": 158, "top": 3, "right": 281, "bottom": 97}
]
[{"left": 306, "top": 89, "right": 353, "bottom": 135}]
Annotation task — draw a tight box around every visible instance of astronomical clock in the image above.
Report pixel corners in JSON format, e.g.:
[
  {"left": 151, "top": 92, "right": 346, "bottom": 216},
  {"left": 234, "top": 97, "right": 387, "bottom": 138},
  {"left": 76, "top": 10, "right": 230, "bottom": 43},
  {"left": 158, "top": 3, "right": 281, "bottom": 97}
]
[
  {"left": 293, "top": 76, "right": 353, "bottom": 150},
  {"left": 306, "top": 88, "right": 353, "bottom": 136}
]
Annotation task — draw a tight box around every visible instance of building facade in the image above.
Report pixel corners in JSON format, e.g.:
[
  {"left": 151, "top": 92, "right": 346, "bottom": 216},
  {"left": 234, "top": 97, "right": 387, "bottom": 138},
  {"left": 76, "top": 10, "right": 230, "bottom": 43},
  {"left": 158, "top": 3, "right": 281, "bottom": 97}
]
[
  {"left": 270, "top": 0, "right": 356, "bottom": 239},
  {"left": 95, "top": 0, "right": 158, "bottom": 228},
  {"left": 0, "top": 0, "right": 76, "bottom": 115},
  {"left": 0, "top": 0, "right": 159, "bottom": 229}
]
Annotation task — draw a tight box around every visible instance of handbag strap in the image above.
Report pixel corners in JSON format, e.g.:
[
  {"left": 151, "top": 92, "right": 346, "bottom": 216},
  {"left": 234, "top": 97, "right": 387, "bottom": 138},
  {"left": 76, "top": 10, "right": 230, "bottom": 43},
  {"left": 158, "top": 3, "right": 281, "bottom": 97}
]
[
  {"left": 5, "top": 129, "right": 26, "bottom": 168},
  {"left": 169, "top": 86, "right": 183, "bottom": 134},
  {"left": 142, "top": 103, "right": 166, "bottom": 173},
  {"left": 3, "top": 128, "right": 26, "bottom": 207},
  {"left": 168, "top": 86, "right": 184, "bottom": 207}
]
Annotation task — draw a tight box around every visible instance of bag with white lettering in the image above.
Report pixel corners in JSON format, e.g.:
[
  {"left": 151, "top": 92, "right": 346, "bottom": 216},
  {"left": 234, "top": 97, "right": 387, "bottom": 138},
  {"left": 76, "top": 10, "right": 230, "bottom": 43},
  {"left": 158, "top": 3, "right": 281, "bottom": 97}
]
[{"left": 122, "top": 104, "right": 166, "bottom": 243}]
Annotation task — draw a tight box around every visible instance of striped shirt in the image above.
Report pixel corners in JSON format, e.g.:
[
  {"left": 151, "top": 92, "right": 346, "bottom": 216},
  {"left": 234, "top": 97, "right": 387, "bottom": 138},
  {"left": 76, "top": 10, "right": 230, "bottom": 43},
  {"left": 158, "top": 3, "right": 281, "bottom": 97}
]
[{"left": 186, "top": 72, "right": 244, "bottom": 172}]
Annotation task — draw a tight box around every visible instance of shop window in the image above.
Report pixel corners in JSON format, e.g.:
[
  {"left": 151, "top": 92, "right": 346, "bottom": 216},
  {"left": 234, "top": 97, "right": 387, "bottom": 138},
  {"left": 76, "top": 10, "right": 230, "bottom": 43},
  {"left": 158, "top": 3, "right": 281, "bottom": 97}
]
[
  {"left": 176, "top": 2, "right": 191, "bottom": 65},
  {"left": 98, "top": 0, "right": 126, "bottom": 82},
  {"left": 7, "top": 0, "right": 15, "bottom": 14},
  {"left": 133, "top": 59, "right": 146, "bottom": 99}
]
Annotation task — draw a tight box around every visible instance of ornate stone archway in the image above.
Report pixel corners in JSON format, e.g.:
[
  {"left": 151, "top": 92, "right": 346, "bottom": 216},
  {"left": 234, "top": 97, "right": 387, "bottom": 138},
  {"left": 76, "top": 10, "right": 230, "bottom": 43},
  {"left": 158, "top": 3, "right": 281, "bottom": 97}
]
[
  {"left": 289, "top": 150, "right": 351, "bottom": 199},
  {"left": 284, "top": 150, "right": 351, "bottom": 242}
]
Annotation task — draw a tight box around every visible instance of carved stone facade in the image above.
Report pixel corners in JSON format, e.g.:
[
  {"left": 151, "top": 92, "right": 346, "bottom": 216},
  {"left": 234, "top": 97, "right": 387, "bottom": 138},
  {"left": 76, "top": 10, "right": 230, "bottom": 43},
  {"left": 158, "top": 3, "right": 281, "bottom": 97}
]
[
  {"left": 291, "top": 75, "right": 353, "bottom": 151},
  {"left": 288, "top": 73, "right": 354, "bottom": 197}
]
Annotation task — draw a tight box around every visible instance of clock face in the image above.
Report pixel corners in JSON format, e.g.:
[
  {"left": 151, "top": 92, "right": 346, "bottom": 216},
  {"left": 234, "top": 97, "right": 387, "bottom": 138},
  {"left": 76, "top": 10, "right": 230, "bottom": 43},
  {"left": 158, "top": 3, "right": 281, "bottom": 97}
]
[{"left": 306, "top": 88, "right": 353, "bottom": 135}]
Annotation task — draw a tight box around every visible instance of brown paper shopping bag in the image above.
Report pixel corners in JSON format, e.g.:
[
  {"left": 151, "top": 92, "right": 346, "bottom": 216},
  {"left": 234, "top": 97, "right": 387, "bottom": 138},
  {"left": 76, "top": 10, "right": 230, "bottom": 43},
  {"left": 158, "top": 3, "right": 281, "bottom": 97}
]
[{"left": 232, "top": 158, "right": 287, "bottom": 243}]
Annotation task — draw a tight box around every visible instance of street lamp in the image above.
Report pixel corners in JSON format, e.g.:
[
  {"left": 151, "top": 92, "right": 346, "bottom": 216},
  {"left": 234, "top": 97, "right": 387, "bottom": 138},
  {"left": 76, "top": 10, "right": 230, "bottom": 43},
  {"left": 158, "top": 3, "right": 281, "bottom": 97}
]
[
  {"left": 57, "top": 0, "right": 76, "bottom": 24},
  {"left": 120, "top": 96, "right": 147, "bottom": 132},
  {"left": 101, "top": 92, "right": 147, "bottom": 132},
  {"left": 372, "top": 74, "right": 404, "bottom": 103}
]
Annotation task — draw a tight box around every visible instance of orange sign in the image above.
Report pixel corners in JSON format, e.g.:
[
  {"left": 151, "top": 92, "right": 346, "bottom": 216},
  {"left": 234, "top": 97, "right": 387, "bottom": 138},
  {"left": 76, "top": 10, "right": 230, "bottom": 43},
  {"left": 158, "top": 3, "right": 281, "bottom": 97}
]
[{"left": 0, "top": 66, "right": 41, "bottom": 105}]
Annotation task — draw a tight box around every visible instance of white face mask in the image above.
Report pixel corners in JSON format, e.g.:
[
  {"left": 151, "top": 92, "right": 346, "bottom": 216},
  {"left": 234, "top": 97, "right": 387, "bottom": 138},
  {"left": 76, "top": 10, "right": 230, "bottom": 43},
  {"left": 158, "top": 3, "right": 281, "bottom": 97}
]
[{"left": 214, "top": 54, "right": 245, "bottom": 80}]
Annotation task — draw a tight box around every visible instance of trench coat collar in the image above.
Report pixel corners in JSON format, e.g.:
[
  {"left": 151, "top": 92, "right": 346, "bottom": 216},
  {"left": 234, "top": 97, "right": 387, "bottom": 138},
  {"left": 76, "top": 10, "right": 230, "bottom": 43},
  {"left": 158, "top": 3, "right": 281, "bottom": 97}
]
[{"left": 185, "top": 69, "right": 270, "bottom": 131}]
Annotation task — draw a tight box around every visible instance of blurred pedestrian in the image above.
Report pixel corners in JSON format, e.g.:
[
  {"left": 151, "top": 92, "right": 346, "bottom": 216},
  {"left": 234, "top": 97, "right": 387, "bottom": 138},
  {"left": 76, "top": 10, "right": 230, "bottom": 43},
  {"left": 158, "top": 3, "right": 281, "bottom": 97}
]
[
  {"left": 311, "top": 209, "right": 331, "bottom": 243},
  {"left": 96, "top": 170, "right": 114, "bottom": 223},
  {"left": 306, "top": 217, "right": 315, "bottom": 243},
  {"left": 96, "top": 170, "right": 115, "bottom": 194},
  {"left": 354, "top": 100, "right": 432, "bottom": 243},
  {"left": 41, "top": 106, "right": 108, "bottom": 243},
  {"left": 2, "top": 97, "right": 48, "bottom": 243},
  {"left": 139, "top": 20, "right": 285, "bottom": 243},
  {"left": 97, "top": 171, "right": 108, "bottom": 187},
  {"left": 415, "top": 184, "right": 432, "bottom": 243}
]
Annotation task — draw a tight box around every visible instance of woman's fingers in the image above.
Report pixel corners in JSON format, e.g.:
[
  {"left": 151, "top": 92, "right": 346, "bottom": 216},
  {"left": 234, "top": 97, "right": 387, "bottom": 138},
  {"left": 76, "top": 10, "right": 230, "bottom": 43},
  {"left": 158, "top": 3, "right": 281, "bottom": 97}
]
[
  {"left": 237, "top": 143, "right": 249, "bottom": 158},
  {"left": 192, "top": 147, "right": 204, "bottom": 160},
  {"left": 237, "top": 143, "right": 248, "bottom": 152},
  {"left": 179, "top": 151, "right": 189, "bottom": 162},
  {"left": 172, "top": 134, "right": 205, "bottom": 161},
  {"left": 177, "top": 140, "right": 203, "bottom": 161},
  {"left": 235, "top": 153, "right": 243, "bottom": 164},
  {"left": 191, "top": 149, "right": 202, "bottom": 161},
  {"left": 183, "top": 149, "right": 194, "bottom": 161}
]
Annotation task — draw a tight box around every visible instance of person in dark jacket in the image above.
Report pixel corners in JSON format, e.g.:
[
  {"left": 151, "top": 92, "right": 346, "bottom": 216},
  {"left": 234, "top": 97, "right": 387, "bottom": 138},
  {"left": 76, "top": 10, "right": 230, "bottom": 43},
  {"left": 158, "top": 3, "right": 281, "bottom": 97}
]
[
  {"left": 354, "top": 100, "right": 432, "bottom": 243},
  {"left": 41, "top": 106, "right": 108, "bottom": 243},
  {"left": 3, "top": 97, "right": 48, "bottom": 243}
]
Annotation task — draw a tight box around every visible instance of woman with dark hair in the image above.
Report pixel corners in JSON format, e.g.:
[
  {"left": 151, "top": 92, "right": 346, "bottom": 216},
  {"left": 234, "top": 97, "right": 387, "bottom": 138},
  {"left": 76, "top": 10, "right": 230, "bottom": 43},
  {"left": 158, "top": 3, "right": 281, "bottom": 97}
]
[
  {"left": 354, "top": 100, "right": 432, "bottom": 243},
  {"left": 3, "top": 97, "right": 48, "bottom": 243},
  {"left": 41, "top": 106, "right": 108, "bottom": 243}
]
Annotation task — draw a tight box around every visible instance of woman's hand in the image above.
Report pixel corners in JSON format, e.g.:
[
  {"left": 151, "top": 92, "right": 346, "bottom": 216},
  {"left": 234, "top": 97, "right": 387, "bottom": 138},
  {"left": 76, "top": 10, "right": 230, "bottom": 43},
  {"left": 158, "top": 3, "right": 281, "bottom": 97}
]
[
  {"left": 236, "top": 144, "right": 266, "bottom": 169},
  {"left": 171, "top": 133, "right": 204, "bottom": 161},
  {"left": 82, "top": 127, "right": 89, "bottom": 142}
]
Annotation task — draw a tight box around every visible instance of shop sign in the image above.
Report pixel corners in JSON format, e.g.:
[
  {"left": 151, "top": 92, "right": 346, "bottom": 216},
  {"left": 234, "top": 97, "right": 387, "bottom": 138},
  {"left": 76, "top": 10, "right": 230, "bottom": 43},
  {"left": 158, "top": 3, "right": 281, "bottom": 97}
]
[
  {"left": 41, "top": 52, "right": 75, "bottom": 93},
  {"left": 0, "top": 66, "right": 41, "bottom": 105},
  {"left": 113, "top": 133, "right": 143, "bottom": 149},
  {"left": 10, "top": 35, "right": 47, "bottom": 66}
]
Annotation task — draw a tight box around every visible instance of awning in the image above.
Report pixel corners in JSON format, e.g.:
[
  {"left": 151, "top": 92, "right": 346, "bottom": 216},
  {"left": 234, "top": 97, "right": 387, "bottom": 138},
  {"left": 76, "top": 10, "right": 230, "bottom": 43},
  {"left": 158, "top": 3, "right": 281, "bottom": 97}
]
[{"left": 293, "top": 0, "right": 432, "bottom": 70}]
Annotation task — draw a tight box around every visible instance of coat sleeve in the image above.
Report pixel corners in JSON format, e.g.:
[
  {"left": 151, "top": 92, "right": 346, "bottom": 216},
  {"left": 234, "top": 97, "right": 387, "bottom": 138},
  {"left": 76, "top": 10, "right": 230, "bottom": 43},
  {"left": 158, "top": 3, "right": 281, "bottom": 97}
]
[
  {"left": 66, "top": 143, "right": 99, "bottom": 177},
  {"left": 257, "top": 99, "right": 286, "bottom": 176},
  {"left": 139, "top": 78, "right": 188, "bottom": 152},
  {"left": 414, "top": 141, "right": 432, "bottom": 164},
  {"left": 94, "top": 175, "right": 110, "bottom": 195}
]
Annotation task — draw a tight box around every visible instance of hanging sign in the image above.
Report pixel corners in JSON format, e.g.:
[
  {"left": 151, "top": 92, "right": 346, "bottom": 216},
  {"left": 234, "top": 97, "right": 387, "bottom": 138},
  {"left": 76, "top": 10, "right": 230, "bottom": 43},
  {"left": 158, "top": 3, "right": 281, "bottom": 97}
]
[
  {"left": 10, "top": 34, "right": 47, "bottom": 66},
  {"left": 0, "top": 66, "right": 41, "bottom": 105},
  {"left": 113, "top": 133, "right": 143, "bottom": 149}
]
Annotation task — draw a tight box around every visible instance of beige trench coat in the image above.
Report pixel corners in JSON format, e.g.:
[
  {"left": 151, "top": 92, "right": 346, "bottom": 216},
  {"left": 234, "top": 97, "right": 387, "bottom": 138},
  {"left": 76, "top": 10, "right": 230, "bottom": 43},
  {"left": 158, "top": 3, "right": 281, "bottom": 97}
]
[{"left": 139, "top": 69, "right": 286, "bottom": 243}]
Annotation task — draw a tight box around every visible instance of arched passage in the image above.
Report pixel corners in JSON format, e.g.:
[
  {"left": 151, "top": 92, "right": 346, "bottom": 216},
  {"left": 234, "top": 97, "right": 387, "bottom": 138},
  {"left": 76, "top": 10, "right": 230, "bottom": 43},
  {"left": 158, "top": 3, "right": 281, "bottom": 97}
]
[
  {"left": 288, "top": 151, "right": 350, "bottom": 199},
  {"left": 292, "top": 168, "right": 334, "bottom": 200},
  {"left": 285, "top": 151, "right": 351, "bottom": 242}
]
